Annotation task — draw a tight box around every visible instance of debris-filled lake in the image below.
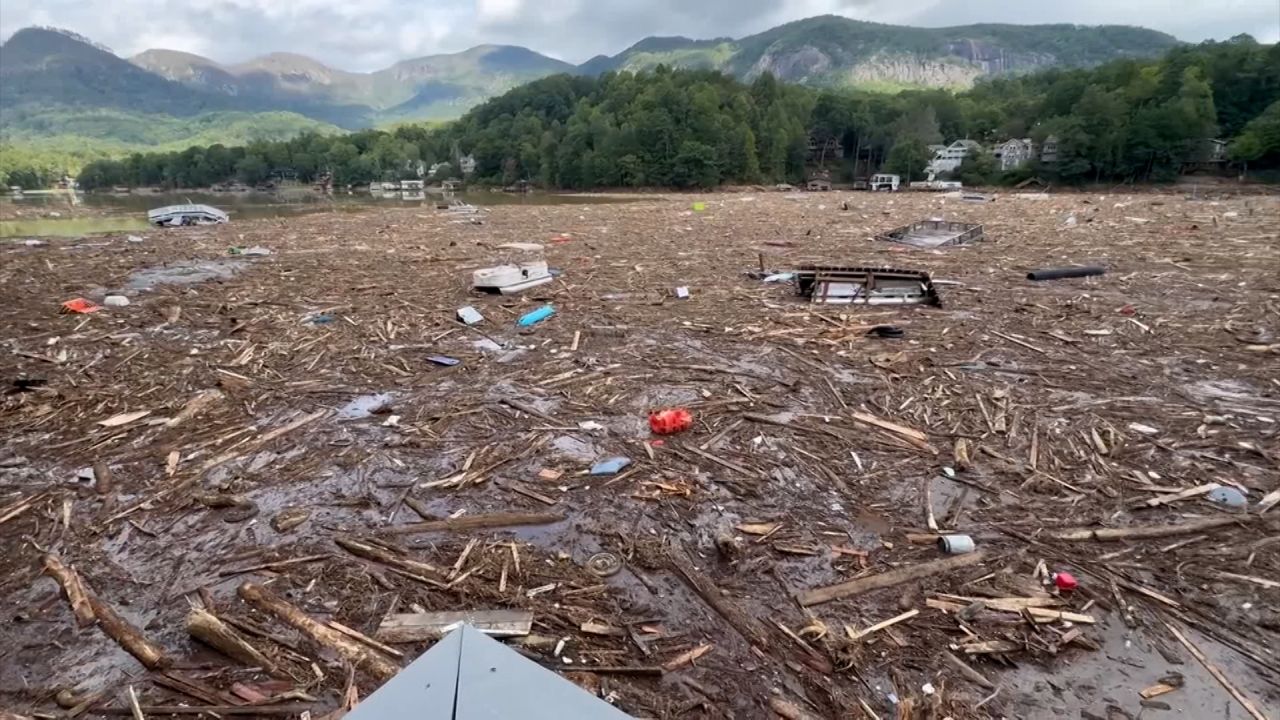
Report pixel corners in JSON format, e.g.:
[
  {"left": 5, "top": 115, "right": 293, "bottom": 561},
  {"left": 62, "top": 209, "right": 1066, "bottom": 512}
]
[
  {"left": 2, "top": 190, "right": 1278, "bottom": 719},
  {"left": 0, "top": 190, "right": 636, "bottom": 238}
]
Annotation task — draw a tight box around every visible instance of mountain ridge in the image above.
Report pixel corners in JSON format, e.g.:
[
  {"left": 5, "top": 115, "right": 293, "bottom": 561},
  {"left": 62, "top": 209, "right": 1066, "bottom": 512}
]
[{"left": 2, "top": 17, "right": 1182, "bottom": 147}]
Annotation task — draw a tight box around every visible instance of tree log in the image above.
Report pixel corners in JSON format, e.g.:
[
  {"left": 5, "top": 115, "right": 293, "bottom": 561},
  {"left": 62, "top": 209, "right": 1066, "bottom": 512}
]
[
  {"left": 1045, "top": 516, "right": 1257, "bottom": 542},
  {"left": 44, "top": 554, "right": 169, "bottom": 669},
  {"left": 43, "top": 554, "right": 95, "bottom": 627},
  {"left": 798, "top": 552, "right": 987, "bottom": 607},
  {"left": 380, "top": 512, "right": 563, "bottom": 536},
  {"left": 86, "top": 587, "right": 170, "bottom": 670},
  {"left": 186, "top": 608, "right": 282, "bottom": 677},
  {"left": 237, "top": 582, "right": 398, "bottom": 680}
]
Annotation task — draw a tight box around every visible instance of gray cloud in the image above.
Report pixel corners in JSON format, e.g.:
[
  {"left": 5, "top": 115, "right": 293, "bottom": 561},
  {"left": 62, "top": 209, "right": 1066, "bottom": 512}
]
[{"left": 0, "top": 0, "right": 1275, "bottom": 71}]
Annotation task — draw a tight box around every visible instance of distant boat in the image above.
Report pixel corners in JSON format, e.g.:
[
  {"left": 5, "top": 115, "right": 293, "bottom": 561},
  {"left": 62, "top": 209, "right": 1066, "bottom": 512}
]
[{"left": 147, "top": 204, "right": 229, "bottom": 227}]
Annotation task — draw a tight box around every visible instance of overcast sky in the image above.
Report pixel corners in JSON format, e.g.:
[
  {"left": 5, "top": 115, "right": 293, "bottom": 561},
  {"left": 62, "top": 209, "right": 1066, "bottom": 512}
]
[{"left": 2, "top": 0, "right": 1277, "bottom": 71}]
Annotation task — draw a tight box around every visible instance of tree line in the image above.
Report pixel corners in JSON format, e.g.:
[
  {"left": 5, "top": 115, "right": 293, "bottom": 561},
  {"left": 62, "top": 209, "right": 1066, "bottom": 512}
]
[{"left": 68, "top": 36, "right": 1280, "bottom": 191}]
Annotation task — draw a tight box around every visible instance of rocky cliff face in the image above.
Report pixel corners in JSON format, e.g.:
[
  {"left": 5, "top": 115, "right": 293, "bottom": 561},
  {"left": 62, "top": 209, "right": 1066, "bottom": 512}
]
[
  {"left": 942, "top": 40, "right": 1057, "bottom": 75},
  {"left": 845, "top": 55, "right": 986, "bottom": 89},
  {"left": 748, "top": 44, "right": 1071, "bottom": 89},
  {"left": 748, "top": 46, "right": 833, "bottom": 82}
]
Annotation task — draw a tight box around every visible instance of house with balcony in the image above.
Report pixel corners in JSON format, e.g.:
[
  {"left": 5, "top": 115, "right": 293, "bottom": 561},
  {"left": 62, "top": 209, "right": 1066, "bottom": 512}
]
[
  {"left": 993, "top": 138, "right": 1035, "bottom": 171},
  {"left": 925, "top": 140, "right": 981, "bottom": 178}
]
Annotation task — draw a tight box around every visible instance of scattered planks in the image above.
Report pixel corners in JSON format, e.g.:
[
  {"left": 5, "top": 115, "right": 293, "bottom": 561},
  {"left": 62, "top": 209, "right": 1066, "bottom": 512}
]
[
  {"left": 237, "top": 582, "right": 398, "bottom": 680},
  {"left": 1044, "top": 516, "right": 1257, "bottom": 542},
  {"left": 186, "top": 608, "right": 282, "bottom": 677},
  {"left": 44, "top": 554, "right": 170, "bottom": 669},
  {"left": 381, "top": 512, "right": 563, "bottom": 536},
  {"left": 376, "top": 610, "right": 533, "bottom": 643},
  {"left": 798, "top": 552, "right": 987, "bottom": 607}
]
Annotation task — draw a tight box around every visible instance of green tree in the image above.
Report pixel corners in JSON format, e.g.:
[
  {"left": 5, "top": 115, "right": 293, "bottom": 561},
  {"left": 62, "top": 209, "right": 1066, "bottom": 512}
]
[
  {"left": 672, "top": 141, "right": 720, "bottom": 188},
  {"left": 234, "top": 154, "right": 269, "bottom": 185},
  {"left": 958, "top": 149, "right": 998, "bottom": 186},
  {"left": 885, "top": 138, "right": 930, "bottom": 181}
]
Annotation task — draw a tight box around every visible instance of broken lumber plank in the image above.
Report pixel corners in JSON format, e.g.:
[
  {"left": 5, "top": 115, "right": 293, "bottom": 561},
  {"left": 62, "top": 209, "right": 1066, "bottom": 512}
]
[
  {"left": 1218, "top": 572, "right": 1280, "bottom": 590},
  {"left": 991, "top": 330, "right": 1047, "bottom": 355},
  {"left": 1132, "top": 483, "right": 1221, "bottom": 510},
  {"left": 43, "top": 554, "right": 95, "bottom": 626},
  {"left": 1024, "top": 607, "right": 1096, "bottom": 624},
  {"left": 93, "top": 704, "right": 312, "bottom": 716},
  {"left": 958, "top": 639, "right": 1021, "bottom": 655},
  {"left": 237, "top": 582, "right": 398, "bottom": 680},
  {"left": 1141, "top": 683, "right": 1180, "bottom": 699},
  {"left": 1164, "top": 622, "right": 1270, "bottom": 720},
  {"left": 1258, "top": 487, "right": 1280, "bottom": 514},
  {"left": 186, "top": 608, "right": 281, "bottom": 677},
  {"left": 381, "top": 512, "right": 563, "bottom": 536},
  {"left": 376, "top": 610, "right": 533, "bottom": 643},
  {"left": 580, "top": 621, "right": 627, "bottom": 637},
  {"left": 335, "top": 537, "right": 444, "bottom": 580},
  {"left": 328, "top": 620, "right": 404, "bottom": 659},
  {"left": 798, "top": 552, "right": 987, "bottom": 607},
  {"left": 498, "top": 480, "right": 559, "bottom": 506},
  {"left": 662, "top": 643, "right": 714, "bottom": 671},
  {"left": 935, "top": 594, "right": 1061, "bottom": 612},
  {"left": 667, "top": 546, "right": 769, "bottom": 648},
  {"left": 845, "top": 609, "right": 919, "bottom": 641},
  {"left": 846, "top": 411, "right": 937, "bottom": 453},
  {"left": 943, "top": 650, "right": 995, "bottom": 689},
  {"left": 1044, "top": 516, "right": 1257, "bottom": 542},
  {"left": 552, "top": 665, "right": 664, "bottom": 676}
]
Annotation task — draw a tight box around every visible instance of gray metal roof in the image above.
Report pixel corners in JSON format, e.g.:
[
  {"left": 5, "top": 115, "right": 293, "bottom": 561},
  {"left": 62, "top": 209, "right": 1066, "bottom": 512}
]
[{"left": 345, "top": 624, "right": 634, "bottom": 719}]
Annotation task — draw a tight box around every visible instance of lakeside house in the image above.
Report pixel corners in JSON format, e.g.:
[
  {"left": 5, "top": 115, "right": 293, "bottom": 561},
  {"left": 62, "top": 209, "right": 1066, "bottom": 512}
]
[
  {"left": 1040, "top": 135, "right": 1060, "bottom": 164},
  {"left": 993, "top": 138, "right": 1035, "bottom": 171},
  {"left": 925, "top": 140, "right": 981, "bottom": 177}
]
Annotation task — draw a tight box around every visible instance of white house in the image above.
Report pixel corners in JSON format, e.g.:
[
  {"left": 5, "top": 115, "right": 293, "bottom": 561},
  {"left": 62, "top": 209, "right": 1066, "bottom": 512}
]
[
  {"left": 459, "top": 154, "right": 477, "bottom": 175},
  {"left": 925, "top": 140, "right": 981, "bottom": 178},
  {"left": 993, "top": 138, "right": 1035, "bottom": 171}
]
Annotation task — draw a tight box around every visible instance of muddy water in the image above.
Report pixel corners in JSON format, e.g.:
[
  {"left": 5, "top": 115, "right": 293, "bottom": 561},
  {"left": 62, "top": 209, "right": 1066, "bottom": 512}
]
[{"left": 1004, "top": 616, "right": 1278, "bottom": 718}]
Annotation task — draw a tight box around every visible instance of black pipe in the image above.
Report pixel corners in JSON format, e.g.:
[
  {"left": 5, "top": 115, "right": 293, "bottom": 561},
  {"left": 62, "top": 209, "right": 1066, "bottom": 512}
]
[{"left": 1026, "top": 266, "right": 1106, "bottom": 281}]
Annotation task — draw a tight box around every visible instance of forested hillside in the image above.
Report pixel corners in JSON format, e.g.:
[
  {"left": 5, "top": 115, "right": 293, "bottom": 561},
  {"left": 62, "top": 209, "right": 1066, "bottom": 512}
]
[{"left": 69, "top": 38, "right": 1280, "bottom": 191}]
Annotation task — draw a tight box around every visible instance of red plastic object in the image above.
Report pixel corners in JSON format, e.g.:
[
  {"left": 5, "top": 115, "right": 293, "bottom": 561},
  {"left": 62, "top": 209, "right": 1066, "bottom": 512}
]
[
  {"left": 1053, "top": 572, "right": 1078, "bottom": 592},
  {"left": 1118, "top": 304, "right": 1136, "bottom": 316},
  {"left": 649, "top": 408, "right": 693, "bottom": 435},
  {"left": 60, "top": 298, "right": 101, "bottom": 314}
]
